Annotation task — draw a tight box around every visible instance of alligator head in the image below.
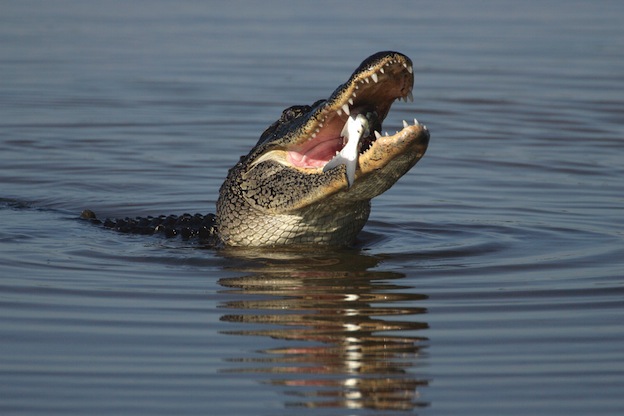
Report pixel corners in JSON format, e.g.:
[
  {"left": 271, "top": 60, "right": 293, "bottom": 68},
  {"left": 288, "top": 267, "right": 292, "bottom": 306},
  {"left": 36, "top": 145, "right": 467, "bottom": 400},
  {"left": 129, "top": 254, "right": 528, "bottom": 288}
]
[{"left": 216, "top": 51, "right": 430, "bottom": 246}]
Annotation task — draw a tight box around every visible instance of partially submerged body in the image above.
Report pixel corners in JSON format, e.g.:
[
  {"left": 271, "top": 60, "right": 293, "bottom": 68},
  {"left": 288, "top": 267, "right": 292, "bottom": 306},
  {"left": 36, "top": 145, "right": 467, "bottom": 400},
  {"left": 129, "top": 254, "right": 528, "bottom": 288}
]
[{"left": 84, "top": 51, "right": 430, "bottom": 247}]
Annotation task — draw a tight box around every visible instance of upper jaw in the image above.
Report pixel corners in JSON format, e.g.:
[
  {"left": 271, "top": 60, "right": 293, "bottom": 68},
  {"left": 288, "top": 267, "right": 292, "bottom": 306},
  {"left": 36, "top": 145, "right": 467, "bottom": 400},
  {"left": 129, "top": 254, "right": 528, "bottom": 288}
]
[
  {"left": 324, "top": 51, "right": 415, "bottom": 122},
  {"left": 295, "top": 52, "right": 416, "bottom": 163}
]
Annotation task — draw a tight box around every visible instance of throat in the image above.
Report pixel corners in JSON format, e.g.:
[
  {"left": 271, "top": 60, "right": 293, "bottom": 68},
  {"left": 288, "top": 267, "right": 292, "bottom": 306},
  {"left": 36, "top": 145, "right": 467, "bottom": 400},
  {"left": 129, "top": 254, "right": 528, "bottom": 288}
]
[{"left": 287, "top": 136, "right": 343, "bottom": 168}]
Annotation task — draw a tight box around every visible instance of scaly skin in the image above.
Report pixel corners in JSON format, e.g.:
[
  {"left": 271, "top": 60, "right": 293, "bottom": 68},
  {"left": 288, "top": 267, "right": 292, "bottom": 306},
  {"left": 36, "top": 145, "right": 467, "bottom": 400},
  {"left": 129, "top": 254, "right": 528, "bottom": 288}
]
[{"left": 84, "top": 51, "right": 430, "bottom": 247}]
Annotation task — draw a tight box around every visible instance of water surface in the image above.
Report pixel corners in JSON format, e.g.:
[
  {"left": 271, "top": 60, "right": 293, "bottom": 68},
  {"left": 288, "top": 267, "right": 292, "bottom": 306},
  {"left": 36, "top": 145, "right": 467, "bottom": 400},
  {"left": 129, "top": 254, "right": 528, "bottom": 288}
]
[{"left": 1, "top": 1, "right": 623, "bottom": 415}]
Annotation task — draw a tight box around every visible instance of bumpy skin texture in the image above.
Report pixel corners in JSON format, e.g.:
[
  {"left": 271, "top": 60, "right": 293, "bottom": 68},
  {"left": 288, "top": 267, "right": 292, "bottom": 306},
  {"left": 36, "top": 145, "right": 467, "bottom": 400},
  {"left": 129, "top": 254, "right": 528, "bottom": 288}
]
[
  {"left": 86, "top": 51, "right": 430, "bottom": 247},
  {"left": 81, "top": 210, "right": 219, "bottom": 244},
  {"left": 216, "top": 162, "right": 372, "bottom": 246}
]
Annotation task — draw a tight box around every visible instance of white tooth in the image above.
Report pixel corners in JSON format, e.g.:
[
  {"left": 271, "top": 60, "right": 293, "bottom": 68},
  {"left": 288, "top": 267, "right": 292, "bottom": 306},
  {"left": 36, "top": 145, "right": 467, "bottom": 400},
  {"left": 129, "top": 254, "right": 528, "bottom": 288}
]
[
  {"left": 407, "top": 91, "right": 414, "bottom": 102},
  {"left": 311, "top": 133, "right": 317, "bottom": 138},
  {"left": 337, "top": 109, "right": 343, "bottom": 116},
  {"left": 342, "top": 104, "right": 350, "bottom": 115},
  {"left": 403, "top": 120, "right": 409, "bottom": 128},
  {"left": 364, "top": 77, "right": 370, "bottom": 84},
  {"left": 407, "top": 66, "right": 413, "bottom": 74},
  {"left": 423, "top": 125, "right": 428, "bottom": 130},
  {"left": 379, "top": 67, "right": 385, "bottom": 74},
  {"left": 371, "top": 73, "right": 379, "bottom": 83},
  {"left": 352, "top": 92, "right": 357, "bottom": 97},
  {"left": 348, "top": 98, "right": 354, "bottom": 105},
  {"left": 385, "top": 132, "right": 389, "bottom": 136},
  {"left": 414, "top": 118, "right": 419, "bottom": 125},
  {"left": 374, "top": 131, "right": 381, "bottom": 139},
  {"left": 318, "top": 122, "right": 324, "bottom": 128}
]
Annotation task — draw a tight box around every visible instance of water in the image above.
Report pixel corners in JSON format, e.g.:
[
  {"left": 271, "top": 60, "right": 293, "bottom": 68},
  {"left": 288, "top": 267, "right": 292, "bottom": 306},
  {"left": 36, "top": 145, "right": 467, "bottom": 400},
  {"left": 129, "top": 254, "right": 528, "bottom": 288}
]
[{"left": 1, "top": 1, "right": 623, "bottom": 415}]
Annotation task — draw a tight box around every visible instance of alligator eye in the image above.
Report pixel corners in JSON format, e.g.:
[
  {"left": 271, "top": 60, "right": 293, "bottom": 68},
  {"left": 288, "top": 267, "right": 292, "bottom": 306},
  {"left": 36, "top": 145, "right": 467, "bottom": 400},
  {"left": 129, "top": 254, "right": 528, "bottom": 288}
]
[
  {"left": 257, "top": 104, "right": 315, "bottom": 146},
  {"left": 280, "top": 105, "right": 311, "bottom": 122}
]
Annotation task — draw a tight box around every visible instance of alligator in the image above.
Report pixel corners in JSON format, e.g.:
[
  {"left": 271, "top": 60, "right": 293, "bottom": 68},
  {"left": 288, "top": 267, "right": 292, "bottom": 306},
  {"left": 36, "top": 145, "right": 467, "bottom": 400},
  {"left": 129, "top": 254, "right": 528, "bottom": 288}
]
[{"left": 82, "top": 51, "right": 430, "bottom": 247}]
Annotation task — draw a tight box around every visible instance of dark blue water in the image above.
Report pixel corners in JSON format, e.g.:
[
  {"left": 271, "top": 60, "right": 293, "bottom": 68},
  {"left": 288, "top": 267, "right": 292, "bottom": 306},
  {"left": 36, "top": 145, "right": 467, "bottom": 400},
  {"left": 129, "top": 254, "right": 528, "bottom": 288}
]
[{"left": 1, "top": 1, "right": 623, "bottom": 415}]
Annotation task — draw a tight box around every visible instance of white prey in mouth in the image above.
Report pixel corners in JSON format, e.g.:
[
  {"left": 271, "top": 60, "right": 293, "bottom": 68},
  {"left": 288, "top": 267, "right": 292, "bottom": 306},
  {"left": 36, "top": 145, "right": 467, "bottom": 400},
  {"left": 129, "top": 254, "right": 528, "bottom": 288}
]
[{"left": 323, "top": 113, "right": 370, "bottom": 187}]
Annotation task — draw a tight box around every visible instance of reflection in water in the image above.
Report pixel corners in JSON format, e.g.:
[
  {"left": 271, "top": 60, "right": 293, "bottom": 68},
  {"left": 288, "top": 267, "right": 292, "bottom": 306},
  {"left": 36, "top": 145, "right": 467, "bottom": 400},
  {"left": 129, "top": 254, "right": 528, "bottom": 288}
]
[{"left": 218, "top": 249, "right": 430, "bottom": 411}]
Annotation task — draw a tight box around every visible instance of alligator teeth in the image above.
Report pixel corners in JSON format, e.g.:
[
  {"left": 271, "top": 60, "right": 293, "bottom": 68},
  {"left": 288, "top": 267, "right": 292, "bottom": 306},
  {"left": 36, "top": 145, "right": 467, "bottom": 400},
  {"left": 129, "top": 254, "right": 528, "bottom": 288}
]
[
  {"left": 407, "top": 91, "right": 414, "bottom": 102},
  {"left": 379, "top": 67, "right": 385, "bottom": 74},
  {"left": 414, "top": 118, "right": 419, "bottom": 125},
  {"left": 371, "top": 73, "right": 379, "bottom": 83},
  {"left": 403, "top": 120, "right": 409, "bottom": 128},
  {"left": 374, "top": 131, "right": 381, "bottom": 139},
  {"left": 348, "top": 98, "right": 354, "bottom": 105},
  {"left": 342, "top": 104, "right": 350, "bottom": 115}
]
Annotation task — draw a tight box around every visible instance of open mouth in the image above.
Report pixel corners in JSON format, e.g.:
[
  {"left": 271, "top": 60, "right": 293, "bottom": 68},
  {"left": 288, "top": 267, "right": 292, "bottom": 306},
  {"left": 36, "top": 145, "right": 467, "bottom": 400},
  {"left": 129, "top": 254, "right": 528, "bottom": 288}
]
[
  {"left": 248, "top": 52, "right": 427, "bottom": 190},
  {"left": 286, "top": 53, "right": 419, "bottom": 172}
]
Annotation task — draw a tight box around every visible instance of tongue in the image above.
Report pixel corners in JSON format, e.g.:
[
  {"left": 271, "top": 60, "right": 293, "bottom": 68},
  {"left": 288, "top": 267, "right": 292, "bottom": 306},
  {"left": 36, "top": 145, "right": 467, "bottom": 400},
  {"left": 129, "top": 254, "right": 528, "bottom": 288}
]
[
  {"left": 323, "top": 113, "right": 370, "bottom": 187},
  {"left": 288, "top": 137, "right": 342, "bottom": 168}
]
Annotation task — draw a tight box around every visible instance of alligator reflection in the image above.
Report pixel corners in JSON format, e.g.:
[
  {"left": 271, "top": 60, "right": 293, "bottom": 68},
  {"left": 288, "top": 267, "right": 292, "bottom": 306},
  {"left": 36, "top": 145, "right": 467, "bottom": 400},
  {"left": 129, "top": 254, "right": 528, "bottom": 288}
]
[{"left": 218, "top": 248, "right": 430, "bottom": 411}]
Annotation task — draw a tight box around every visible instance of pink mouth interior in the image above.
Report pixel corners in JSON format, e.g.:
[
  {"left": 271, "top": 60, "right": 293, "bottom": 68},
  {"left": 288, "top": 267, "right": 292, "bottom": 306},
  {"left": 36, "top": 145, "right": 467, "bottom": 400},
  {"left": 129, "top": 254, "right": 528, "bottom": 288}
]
[{"left": 287, "top": 135, "right": 343, "bottom": 168}]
